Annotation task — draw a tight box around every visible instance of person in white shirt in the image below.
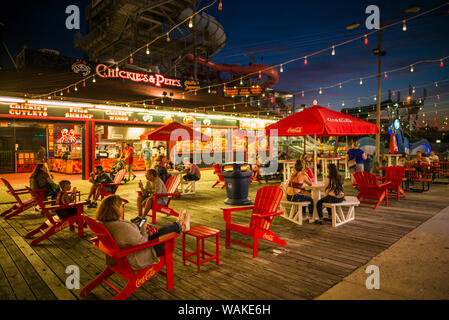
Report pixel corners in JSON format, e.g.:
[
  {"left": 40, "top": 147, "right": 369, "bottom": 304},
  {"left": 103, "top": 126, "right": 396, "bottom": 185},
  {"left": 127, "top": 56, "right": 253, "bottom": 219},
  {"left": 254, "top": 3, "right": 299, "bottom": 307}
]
[{"left": 428, "top": 151, "right": 439, "bottom": 164}]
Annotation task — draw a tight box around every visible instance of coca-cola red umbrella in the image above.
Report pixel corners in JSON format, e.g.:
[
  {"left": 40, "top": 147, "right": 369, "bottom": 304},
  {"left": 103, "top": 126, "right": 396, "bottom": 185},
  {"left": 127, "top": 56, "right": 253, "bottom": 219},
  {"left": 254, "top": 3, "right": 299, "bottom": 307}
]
[
  {"left": 265, "top": 105, "right": 378, "bottom": 137},
  {"left": 140, "top": 121, "right": 209, "bottom": 141},
  {"left": 265, "top": 105, "right": 378, "bottom": 178},
  {"left": 140, "top": 122, "right": 209, "bottom": 162}
]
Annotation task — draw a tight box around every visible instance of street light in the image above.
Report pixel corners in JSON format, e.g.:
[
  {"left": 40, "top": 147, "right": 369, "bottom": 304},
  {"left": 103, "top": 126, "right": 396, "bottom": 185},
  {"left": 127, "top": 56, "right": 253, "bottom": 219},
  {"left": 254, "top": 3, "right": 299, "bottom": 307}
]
[{"left": 345, "top": 6, "right": 420, "bottom": 167}]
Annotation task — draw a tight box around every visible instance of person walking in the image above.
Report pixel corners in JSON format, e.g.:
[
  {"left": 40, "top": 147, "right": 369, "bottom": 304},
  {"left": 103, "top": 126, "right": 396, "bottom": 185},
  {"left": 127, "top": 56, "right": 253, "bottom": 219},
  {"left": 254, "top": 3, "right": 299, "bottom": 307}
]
[
  {"left": 123, "top": 143, "right": 136, "bottom": 182},
  {"left": 140, "top": 141, "right": 153, "bottom": 171}
]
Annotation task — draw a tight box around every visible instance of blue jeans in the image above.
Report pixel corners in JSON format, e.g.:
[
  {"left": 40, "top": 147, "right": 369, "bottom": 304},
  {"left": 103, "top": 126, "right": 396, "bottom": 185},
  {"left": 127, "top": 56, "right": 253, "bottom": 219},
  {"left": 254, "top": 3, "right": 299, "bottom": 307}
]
[
  {"left": 148, "top": 222, "right": 182, "bottom": 256},
  {"left": 287, "top": 194, "right": 313, "bottom": 216},
  {"left": 317, "top": 195, "right": 344, "bottom": 219}
]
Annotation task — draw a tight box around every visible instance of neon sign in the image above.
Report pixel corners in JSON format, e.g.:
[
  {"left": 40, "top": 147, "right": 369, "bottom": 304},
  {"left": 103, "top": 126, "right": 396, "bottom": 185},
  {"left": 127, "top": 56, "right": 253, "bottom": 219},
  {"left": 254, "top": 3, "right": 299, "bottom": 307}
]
[
  {"left": 56, "top": 128, "right": 81, "bottom": 144},
  {"left": 65, "top": 107, "right": 94, "bottom": 119},
  {"left": 9, "top": 104, "right": 48, "bottom": 117},
  {"left": 105, "top": 110, "right": 133, "bottom": 121},
  {"left": 95, "top": 64, "right": 182, "bottom": 88}
]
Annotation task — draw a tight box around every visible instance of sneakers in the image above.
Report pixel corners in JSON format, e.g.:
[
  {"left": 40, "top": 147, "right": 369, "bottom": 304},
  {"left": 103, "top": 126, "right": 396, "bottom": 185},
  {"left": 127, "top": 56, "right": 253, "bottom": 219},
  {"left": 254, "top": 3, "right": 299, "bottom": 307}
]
[
  {"left": 177, "top": 209, "right": 190, "bottom": 232},
  {"left": 131, "top": 216, "right": 142, "bottom": 223},
  {"left": 87, "top": 201, "right": 97, "bottom": 208},
  {"left": 132, "top": 174, "right": 137, "bottom": 181}
]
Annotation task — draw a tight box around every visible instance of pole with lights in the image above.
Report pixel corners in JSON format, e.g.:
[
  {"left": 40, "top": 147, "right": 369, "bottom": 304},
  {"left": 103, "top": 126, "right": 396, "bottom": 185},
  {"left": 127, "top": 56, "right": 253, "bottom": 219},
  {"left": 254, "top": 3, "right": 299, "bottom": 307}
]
[{"left": 346, "top": 6, "right": 420, "bottom": 167}]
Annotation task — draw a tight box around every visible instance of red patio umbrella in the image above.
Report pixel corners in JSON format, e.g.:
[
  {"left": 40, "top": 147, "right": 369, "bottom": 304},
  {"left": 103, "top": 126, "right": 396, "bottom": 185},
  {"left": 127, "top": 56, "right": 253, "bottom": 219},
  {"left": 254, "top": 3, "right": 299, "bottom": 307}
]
[
  {"left": 265, "top": 105, "right": 378, "bottom": 178},
  {"left": 140, "top": 121, "right": 204, "bottom": 141},
  {"left": 140, "top": 122, "right": 209, "bottom": 163}
]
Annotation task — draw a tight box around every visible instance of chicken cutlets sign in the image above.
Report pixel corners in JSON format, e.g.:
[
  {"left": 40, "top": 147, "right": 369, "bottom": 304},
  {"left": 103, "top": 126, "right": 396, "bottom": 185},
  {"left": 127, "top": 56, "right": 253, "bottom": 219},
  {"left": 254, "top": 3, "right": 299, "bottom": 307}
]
[{"left": 95, "top": 64, "right": 182, "bottom": 88}]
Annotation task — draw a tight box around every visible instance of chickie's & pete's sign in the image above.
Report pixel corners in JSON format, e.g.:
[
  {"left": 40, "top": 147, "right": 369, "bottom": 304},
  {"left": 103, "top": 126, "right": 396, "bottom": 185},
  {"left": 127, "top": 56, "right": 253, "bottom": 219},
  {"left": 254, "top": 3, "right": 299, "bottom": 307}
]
[{"left": 95, "top": 64, "right": 182, "bottom": 88}]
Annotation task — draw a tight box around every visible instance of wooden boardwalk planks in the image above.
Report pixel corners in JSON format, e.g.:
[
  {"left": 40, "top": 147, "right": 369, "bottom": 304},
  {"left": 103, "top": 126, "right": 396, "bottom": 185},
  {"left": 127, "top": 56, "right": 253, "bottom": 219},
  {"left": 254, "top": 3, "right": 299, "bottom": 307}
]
[{"left": 0, "top": 171, "right": 448, "bottom": 300}]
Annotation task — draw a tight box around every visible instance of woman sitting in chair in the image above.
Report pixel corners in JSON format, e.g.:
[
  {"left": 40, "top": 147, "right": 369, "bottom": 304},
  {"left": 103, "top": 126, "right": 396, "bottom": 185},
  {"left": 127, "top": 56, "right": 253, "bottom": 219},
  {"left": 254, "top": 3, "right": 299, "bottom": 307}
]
[
  {"left": 95, "top": 195, "right": 190, "bottom": 270},
  {"left": 316, "top": 164, "right": 345, "bottom": 225},
  {"left": 29, "top": 164, "right": 60, "bottom": 200},
  {"left": 286, "top": 161, "right": 313, "bottom": 219}
]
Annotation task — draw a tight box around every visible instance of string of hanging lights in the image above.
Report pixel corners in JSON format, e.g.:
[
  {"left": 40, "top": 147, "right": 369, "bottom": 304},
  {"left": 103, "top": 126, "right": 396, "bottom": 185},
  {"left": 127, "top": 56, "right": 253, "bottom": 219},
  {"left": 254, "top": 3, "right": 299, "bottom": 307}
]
[
  {"left": 35, "top": 0, "right": 220, "bottom": 99},
  {"left": 39, "top": 2, "right": 449, "bottom": 106},
  {"left": 121, "top": 2, "right": 449, "bottom": 109}
]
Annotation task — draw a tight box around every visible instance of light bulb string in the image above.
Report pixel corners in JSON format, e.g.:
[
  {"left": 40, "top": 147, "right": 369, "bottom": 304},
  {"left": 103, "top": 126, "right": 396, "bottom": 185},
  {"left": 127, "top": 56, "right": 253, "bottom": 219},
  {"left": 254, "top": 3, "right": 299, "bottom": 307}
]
[
  {"left": 133, "top": 57, "right": 449, "bottom": 113},
  {"left": 188, "top": 2, "right": 449, "bottom": 96},
  {"left": 36, "top": 0, "right": 449, "bottom": 117},
  {"left": 35, "top": 0, "right": 218, "bottom": 99},
  {"left": 326, "top": 89, "right": 449, "bottom": 114},
  {"left": 123, "top": 2, "right": 449, "bottom": 107},
  {"left": 310, "top": 73, "right": 449, "bottom": 107},
  {"left": 296, "top": 55, "right": 449, "bottom": 95}
]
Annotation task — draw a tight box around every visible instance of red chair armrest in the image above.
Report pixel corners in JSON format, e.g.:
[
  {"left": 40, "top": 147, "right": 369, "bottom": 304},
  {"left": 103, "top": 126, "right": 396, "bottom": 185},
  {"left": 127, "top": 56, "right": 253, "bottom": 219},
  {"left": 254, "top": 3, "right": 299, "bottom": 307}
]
[
  {"left": 153, "top": 192, "right": 180, "bottom": 199},
  {"left": 221, "top": 206, "right": 255, "bottom": 213},
  {"left": 45, "top": 201, "right": 87, "bottom": 211},
  {"left": 252, "top": 210, "right": 284, "bottom": 218},
  {"left": 221, "top": 206, "right": 255, "bottom": 222},
  {"left": 101, "top": 183, "right": 124, "bottom": 187},
  {"left": 114, "top": 232, "right": 179, "bottom": 258},
  {"left": 379, "top": 181, "right": 391, "bottom": 188}
]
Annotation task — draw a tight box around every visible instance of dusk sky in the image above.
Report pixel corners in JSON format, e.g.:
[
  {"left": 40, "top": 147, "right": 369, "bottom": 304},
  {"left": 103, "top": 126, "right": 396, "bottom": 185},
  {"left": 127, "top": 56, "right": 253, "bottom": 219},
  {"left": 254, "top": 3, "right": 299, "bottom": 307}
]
[{"left": 1, "top": 0, "right": 449, "bottom": 125}]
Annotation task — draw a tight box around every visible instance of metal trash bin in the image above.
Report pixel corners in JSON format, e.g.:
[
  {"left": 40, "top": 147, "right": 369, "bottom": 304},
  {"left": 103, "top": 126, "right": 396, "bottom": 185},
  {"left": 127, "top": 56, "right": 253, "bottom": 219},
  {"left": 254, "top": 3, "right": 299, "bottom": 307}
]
[{"left": 222, "top": 163, "right": 252, "bottom": 205}]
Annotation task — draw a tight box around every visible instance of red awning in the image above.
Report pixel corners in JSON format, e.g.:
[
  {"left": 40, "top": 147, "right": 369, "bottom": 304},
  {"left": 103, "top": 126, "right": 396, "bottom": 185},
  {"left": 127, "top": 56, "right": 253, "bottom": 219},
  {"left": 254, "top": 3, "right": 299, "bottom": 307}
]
[
  {"left": 140, "top": 121, "right": 207, "bottom": 141},
  {"left": 265, "top": 105, "right": 378, "bottom": 137}
]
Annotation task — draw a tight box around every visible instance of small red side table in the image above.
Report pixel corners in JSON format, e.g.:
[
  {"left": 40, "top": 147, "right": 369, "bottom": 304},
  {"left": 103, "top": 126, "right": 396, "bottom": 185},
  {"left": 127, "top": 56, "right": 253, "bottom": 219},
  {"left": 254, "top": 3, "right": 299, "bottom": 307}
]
[{"left": 182, "top": 225, "right": 220, "bottom": 272}]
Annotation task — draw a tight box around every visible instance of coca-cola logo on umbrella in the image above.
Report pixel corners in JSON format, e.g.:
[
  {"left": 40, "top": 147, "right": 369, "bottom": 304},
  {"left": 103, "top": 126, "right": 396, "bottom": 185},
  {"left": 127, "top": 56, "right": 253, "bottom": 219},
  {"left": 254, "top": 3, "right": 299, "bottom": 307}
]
[
  {"left": 72, "top": 59, "right": 91, "bottom": 76},
  {"left": 326, "top": 118, "right": 352, "bottom": 123},
  {"left": 287, "top": 127, "right": 302, "bottom": 133}
]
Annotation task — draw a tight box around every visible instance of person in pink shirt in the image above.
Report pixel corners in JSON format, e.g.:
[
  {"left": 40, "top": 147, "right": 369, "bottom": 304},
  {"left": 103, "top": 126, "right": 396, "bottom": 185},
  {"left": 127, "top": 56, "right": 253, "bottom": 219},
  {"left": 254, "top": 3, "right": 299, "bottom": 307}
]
[{"left": 183, "top": 157, "right": 201, "bottom": 181}]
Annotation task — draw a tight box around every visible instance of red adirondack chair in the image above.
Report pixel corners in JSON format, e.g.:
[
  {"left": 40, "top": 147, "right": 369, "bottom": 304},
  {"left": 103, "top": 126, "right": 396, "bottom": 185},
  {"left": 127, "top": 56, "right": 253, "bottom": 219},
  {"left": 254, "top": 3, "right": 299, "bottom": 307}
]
[
  {"left": 1, "top": 178, "right": 45, "bottom": 219},
  {"left": 100, "top": 169, "right": 126, "bottom": 200},
  {"left": 211, "top": 164, "right": 226, "bottom": 189},
  {"left": 79, "top": 215, "right": 178, "bottom": 300},
  {"left": 382, "top": 166, "right": 406, "bottom": 200},
  {"left": 24, "top": 188, "right": 86, "bottom": 246},
  {"left": 147, "top": 175, "right": 181, "bottom": 224},
  {"left": 353, "top": 171, "right": 390, "bottom": 209},
  {"left": 221, "top": 185, "right": 286, "bottom": 258}
]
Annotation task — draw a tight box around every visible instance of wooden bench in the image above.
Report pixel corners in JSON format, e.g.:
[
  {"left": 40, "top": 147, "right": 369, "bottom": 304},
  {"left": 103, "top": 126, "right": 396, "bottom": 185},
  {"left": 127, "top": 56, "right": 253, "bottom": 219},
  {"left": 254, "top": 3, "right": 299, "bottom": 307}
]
[
  {"left": 279, "top": 199, "right": 310, "bottom": 225},
  {"left": 323, "top": 196, "right": 360, "bottom": 228},
  {"left": 279, "top": 181, "right": 311, "bottom": 225}
]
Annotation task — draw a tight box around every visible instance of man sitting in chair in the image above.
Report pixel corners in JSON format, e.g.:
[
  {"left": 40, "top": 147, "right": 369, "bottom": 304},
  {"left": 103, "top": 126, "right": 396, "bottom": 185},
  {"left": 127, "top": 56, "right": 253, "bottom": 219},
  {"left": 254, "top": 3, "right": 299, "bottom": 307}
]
[
  {"left": 86, "top": 166, "right": 115, "bottom": 208},
  {"left": 182, "top": 157, "right": 201, "bottom": 182},
  {"left": 131, "top": 169, "right": 168, "bottom": 223}
]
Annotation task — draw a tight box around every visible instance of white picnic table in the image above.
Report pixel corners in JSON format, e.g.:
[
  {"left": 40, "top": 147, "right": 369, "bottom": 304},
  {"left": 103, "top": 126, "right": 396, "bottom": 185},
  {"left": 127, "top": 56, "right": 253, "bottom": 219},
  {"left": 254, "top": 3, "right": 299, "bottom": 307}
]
[{"left": 303, "top": 181, "right": 325, "bottom": 221}]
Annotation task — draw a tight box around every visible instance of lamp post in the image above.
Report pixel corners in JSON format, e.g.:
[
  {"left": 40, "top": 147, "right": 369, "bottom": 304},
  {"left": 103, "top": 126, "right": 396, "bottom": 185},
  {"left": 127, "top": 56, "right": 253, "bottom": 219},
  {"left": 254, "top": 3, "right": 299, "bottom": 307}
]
[{"left": 346, "top": 6, "right": 420, "bottom": 166}]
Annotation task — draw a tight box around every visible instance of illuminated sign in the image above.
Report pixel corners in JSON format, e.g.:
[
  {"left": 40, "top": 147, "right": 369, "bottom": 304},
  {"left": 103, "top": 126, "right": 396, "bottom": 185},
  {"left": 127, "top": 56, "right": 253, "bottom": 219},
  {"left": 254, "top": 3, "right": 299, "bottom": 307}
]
[
  {"left": 9, "top": 104, "right": 48, "bottom": 117},
  {"left": 65, "top": 107, "right": 94, "bottom": 119},
  {"left": 240, "top": 119, "right": 269, "bottom": 130},
  {"left": 184, "top": 80, "right": 200, "bottom": 91},
  {"left": 105, "top": 110, "right": 133, "bottom": 121},
  {"left": 224, "top": 87, "right": 263, "bottom": 97},
  {"left": 56, "top": 128, "right": 81, "bottom": 144},
  {"left": 183, "top": 114, "right": 196, "bottom": 124},
  {"left": 96, "top": 64, "right": 182, "bottom": 88}
]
